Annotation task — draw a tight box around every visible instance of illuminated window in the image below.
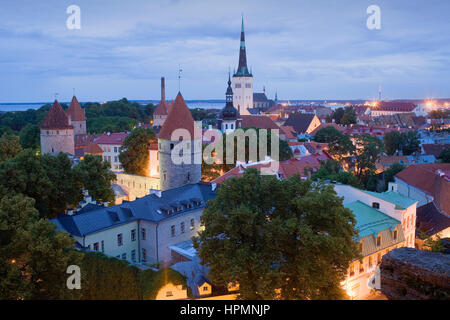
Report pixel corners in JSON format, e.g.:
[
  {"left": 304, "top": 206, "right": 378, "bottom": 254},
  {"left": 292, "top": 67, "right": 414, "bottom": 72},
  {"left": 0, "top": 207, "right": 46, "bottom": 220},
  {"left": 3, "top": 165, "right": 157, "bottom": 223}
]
[{"left": 376, "top": 236, "right": 381, "bottom": 246}]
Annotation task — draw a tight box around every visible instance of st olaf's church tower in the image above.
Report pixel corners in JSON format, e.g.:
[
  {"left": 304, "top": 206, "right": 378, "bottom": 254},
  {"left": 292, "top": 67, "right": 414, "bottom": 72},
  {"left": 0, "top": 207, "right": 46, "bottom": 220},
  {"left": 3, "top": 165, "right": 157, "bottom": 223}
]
[{"left": 232, "top": 16, "right": 253, "bottom": 116}]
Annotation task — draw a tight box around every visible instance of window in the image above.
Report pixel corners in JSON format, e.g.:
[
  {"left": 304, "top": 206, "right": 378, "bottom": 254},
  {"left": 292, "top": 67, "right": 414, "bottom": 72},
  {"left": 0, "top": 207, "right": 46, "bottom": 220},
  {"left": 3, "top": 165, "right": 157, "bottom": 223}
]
[
  {"left": 114, "top": 147, "right": 118, "bottom": 153},
  {"left": 377, "top": 253, "right": 382, "bottom": 264},
  {"left": 203, "top": 286, "right": 209, "bottom": 292},
  {"left": 142, "top": 248, "right": 147, "bottom": 262},
  {"left": 190, "top": 219, "right": 195, "bottom": 230},
  {"left": 245, "top": 83, "right": 251, "bottom": 88},
  {"left": 141, "top": 228, "right": 146, "bottom": 240},
  {"left": 166, "top": 291, "right": 173, "bottom": 297},
  {"left": 131, "top": 250, "right": 136, "bottom": 262},
  {"left": 116, "top": 255, "right": 120, "bottom": 259},
  {"left": 393, "top": 230, "right": 398, "bottom": 240},
  {"left": 131, "top": 229, "right": 136, "bottom": 241},
  {"left": 359, "top": 261, "right": 364, "bottom": 273},
  {"left": 171, "top": 225, "right": 176, "bottom": 237},
  {"left": 225, "top": 124, "right": 228, "bottom": 129},
  {"left": 181, "top": 222, "right": 185, "bottom": 234},
  {"left": 372, "top": 202, "right": 380, "bottom": 209},
  {"left": 101, "top": 240, "right": 104, "bottom": 252},
  {"left": 376, "top": 236, "right": 381, "bottom": 247},
  {"left": 235, "top": 83, "right": 241, "bottom": 88},
  {"left": 121, "top": 253, "right": 126, "bottom": 260},
  {"left": 117, "top": 233, "right": 123, "bottom": 246},
  {"left": 93, "top": 242, "right": 99, "bottom": 251},
  {"left": 114, "top": 156, "right": 118, "bottom": 162},
  {"left": 231, "top": 123, "right": 234, "bottom": 129},
  {"left": 349, "top": 264, "right": 355, "bottom": 277},
  {"left": 369, "top": 256, "right": 373, "bottom": 268},
  {"left": 170, "top": 143, "right": 174, "bottom": 150}
]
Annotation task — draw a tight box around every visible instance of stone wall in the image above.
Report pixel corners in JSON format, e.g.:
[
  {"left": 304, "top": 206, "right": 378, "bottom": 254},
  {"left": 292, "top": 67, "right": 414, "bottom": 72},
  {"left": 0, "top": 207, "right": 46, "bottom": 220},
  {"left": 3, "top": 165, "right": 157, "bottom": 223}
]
[
  {"left": 380, "top": 247, "right": 450, "bottom": 300},
  {"left": 40, "top": 128, "right": 75, "bottom": 155}
]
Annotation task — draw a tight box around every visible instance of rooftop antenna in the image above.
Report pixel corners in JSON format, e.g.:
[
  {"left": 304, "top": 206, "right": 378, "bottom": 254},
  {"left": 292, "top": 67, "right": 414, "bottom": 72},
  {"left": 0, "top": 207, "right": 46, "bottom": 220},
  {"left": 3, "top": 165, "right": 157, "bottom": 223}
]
[{"left": 178, "top": 64, "right": 183, "bottom": 92}]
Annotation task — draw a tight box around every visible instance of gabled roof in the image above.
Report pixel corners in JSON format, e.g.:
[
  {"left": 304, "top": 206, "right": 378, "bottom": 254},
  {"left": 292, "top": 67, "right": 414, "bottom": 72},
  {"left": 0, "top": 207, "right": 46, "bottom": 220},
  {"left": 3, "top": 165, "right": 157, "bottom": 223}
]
[
  {"left": 345, "top": 201, "right": 401, "bottom": 238},
  {"left": 95, "top": 132, "right": 129, "bottom": 145},
  {"left": 66, "top": 96, "right": 86, "bottom": 121},
  {"left": 395, "top": 164, "right": 450, "bottom": 197},
  {"left": 422, "top": 144, "right": 450, "bottom": 158},
  {"left": 253, "top": 93, "right": 268, "bottom": 102},
  {"left": 241, "top": 115, "right": 280, "bottom": 130},
  {"left": 41, "top": 100, "right": 73, "bottom": 130},
  {"left": 283, "top": 113, "right": 317, "bottom": 133},
  {"left": 416, "top": 201, "right": 450, "bottom": 238},
  {"left": 372, "top": 101, "right": 417, "bottom": 112},
  {"left": 158, "top": 93, "right": 197, "bottom": 140},
  {"left": 84, "top": 142, "right": 103, "bottom": 155},
  {"left": 53, "top": 183, "right": 217, "bottom": 237},
  {"left": 362, "top": 190, "right": 417, "bottom": 210}
]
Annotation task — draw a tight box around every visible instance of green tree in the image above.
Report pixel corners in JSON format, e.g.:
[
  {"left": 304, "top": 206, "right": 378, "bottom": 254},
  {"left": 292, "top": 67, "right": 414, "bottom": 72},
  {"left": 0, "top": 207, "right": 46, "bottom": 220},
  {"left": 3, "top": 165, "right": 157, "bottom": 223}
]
[
  {"left": 314, "top": 127, "right": 355, "bottom": 164},
  {"left": 0, "top": 133, "right": 22, "bottom": 162},
  {"left": 0, "top": 194, "right": 82, "bottom": 300},
  {"left": 79, "top": 252, "right": 141, "bottom": 300},
  {"left": 354, "top": 134, "right": 384, "bottom": 179},
  {"left": 326, "top": 107, "right": 357, "bottom": 125},
  {"left": 400, "top": 130, "right": 420, "bottom": 155},
  {"left": 383, "top": 131, "right": 402, "bottom": 156},
  {"left": 74, "top": 154, "right": 116, "bottom": 205},
  {"left": 119, "top": 127, "right": 155, "bottom": 176},
  {"left": 194, "top": 169, "right": 360, "bottom": 300},
  {"left": 42, "top": 153, "right": 84, "bottom": 216},
  {"left": 19, "top": 124, "right": 40, "bottom": 150},
  {"left": 438, "top": 148, "right": 450, "bottom": 163},
  {"left": 311, "top": 160, "right": 363, "bottom": 189}
]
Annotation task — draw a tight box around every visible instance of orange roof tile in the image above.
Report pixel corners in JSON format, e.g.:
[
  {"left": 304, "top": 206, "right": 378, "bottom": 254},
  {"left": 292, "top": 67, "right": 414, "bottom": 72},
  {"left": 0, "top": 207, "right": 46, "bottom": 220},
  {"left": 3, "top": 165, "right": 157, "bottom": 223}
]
[
  {"left": 84, "top": 142, "right": 103, "bottom": 155},
  {"left": 66, "top": 96, "right": 86, "bottom": 121},
  {"left": 158, "top": 93, "right": 197, "bottom": 140},
  {"left": 41, "top": 100, "right": 73, "bottom": 130}
]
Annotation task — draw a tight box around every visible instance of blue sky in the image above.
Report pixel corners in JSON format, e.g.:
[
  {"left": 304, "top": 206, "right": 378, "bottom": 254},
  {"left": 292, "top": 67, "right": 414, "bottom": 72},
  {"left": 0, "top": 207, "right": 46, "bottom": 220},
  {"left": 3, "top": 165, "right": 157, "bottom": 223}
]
[{"left": 0, "top": 0, "right": 449, "bottom": 102}]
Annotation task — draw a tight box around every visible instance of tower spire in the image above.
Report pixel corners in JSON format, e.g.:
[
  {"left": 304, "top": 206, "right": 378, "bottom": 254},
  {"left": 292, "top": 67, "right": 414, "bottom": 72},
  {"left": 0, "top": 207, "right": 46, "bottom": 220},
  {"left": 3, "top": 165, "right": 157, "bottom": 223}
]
[{"left": 235, "top": 15, "right": 251, "bottom": 77}]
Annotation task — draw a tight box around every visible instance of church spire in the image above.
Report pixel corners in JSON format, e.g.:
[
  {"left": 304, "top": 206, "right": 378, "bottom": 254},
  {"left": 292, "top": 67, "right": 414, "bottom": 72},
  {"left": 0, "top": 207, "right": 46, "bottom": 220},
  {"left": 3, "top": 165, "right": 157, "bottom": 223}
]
[
  {"left": 235, "top": 15, "right": 252, "bottom": 77},
  {"left": 226, "top": 71, "right": 233, "bottom": 102}
]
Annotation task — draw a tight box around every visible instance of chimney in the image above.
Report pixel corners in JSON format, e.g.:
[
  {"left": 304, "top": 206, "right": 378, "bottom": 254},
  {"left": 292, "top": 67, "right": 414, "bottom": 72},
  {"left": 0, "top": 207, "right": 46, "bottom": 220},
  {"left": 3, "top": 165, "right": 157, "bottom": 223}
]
[{"left": 161, "top": 77, "right": 165, "bottom": 103}]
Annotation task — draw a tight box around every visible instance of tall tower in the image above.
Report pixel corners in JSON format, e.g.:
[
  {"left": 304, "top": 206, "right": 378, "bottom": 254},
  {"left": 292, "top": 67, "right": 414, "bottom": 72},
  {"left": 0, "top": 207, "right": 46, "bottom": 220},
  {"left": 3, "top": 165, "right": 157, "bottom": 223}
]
[
  {"left": 40, "top": 100, "right": 75, "bottom": 155},
  {"left": 218, "top": 73, "right": 241, "bottom": 134},
  {"left": 66, "top": 95, "right": 86, "bottom": 136},
  {"left": 158, "top": 92, "right": 201, "bottom": 191},
  {"left": 153, "top": 77, "right": 170, "bottom": 127},
  {"left": 233, "top": 16, "right": 253, "bottom": 116}
]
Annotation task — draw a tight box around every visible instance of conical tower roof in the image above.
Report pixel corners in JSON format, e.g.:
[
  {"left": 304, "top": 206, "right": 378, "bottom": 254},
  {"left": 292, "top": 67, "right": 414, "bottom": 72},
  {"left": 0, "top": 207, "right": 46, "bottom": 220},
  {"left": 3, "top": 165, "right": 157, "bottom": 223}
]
[
  {"left": 158, "top": 93, "right": 197, "bottom": 140},
  {"left": 66, "top": 96, "right": 86, "bottom": 121},
  {"left": 41, "top": 100, "right": 73, "bottom": 130}
]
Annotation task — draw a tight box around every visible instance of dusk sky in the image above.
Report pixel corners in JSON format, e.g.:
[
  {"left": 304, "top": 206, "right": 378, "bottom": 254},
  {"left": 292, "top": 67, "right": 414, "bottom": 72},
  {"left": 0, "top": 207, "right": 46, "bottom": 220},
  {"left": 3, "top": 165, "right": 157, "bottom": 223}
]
[{"left": 1, "top": 0, "right": 449, "bottom": 102}]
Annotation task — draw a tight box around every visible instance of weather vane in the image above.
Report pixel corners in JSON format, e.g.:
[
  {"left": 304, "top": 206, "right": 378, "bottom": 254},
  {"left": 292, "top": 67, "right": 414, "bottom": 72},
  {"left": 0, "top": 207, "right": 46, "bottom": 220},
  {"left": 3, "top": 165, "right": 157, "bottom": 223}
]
[{"left": 178, "top": 64, "right": 183, "bottom": 92}]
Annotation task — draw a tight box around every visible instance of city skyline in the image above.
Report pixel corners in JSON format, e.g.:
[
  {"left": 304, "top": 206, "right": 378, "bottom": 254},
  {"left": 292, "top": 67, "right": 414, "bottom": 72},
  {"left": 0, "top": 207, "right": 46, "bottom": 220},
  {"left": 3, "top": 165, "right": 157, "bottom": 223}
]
[{"left": 0, "top": 0, "right": 449, "bottom": 102}]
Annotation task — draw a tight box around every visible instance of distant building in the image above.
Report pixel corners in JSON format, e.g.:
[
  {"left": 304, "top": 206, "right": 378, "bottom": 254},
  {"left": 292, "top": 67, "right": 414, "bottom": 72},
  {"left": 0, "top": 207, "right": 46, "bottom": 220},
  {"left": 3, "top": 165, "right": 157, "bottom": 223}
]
[
  {"left": 153, "top": 77, "right": 172, "bottom": 128},
  {"left": 369, "top": 101, "right": 418, "bottom": 117},
  {"left": 40, "top": 100, "right": 75, "bottom": 156},
  {"left": 217, "top": 74, "right": 242, "bottom": 134},
  {"left": 283, "top": 113, "right": 322, "bottom": 135},
  {"left": 232, "top": 17, "right": 253, "bottom": 116},
  {"left": 95, "top": 132, "right": 129, "bottom": 171}
]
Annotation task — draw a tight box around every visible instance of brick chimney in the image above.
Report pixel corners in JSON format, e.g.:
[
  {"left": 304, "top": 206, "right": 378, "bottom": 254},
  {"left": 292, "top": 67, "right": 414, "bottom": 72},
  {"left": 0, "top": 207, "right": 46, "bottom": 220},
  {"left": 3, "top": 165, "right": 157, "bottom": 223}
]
[{"left": 161, "top": 77, "right": 165, "bottom": 103}]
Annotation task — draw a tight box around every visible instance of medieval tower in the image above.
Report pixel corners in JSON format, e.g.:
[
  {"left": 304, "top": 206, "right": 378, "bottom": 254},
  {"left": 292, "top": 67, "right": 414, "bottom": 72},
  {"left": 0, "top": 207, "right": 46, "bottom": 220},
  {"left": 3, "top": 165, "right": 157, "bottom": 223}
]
[
  {"left": 157, "top": 92, "right": 202, "bottom": 191},
  {"left": 232, "top": 16, "right": 253, "bottom": 116},
  {"left": 66, "top": 95, "right": 87, "bottom": 136},
  {"left": 40, "top": 100, "right": 75, "bottom": 155}
]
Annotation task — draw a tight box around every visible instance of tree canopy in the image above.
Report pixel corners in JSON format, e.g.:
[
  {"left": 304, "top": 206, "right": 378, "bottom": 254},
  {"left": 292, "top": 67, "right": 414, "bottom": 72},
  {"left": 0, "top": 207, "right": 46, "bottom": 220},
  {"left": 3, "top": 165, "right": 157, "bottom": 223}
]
[
  {"left": 439, "top": 148, "right": 450, "bottom": 163},
  {"left": 0, "top": 133, "right": 22, "bottom": 162},
  {"left": 314, "top": 126, "right": 355, "bottom": 165},
  {"left": 194, "top": 168, "right": 360, "bottom": 299},
  {"left": 119, "top": 127, "right": 156, "bottom": 176},
  {"left": 326, "top": 107, "right": 357, "bottom": 125}
]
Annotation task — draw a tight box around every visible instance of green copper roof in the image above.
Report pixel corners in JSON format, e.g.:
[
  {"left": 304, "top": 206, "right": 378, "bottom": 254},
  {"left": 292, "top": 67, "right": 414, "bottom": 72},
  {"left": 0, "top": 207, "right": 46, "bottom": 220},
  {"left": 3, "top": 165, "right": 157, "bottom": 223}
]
[
  {"left": 362, "top": 190, "right": 417, "bottom": 210},
  {"left": 345, "top": 201, "right": 401, "bottom": 240}
]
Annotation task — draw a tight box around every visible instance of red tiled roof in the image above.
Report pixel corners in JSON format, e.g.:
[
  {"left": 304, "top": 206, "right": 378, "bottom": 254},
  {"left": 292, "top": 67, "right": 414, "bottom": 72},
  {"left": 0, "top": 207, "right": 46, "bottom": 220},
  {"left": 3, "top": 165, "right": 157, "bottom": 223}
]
[
  {"left": 372, "top": 101, "right": 417, "bottom": 112},
  {"left": 422, "top": 144, "right": 450, "bottom": 158},
  {"left": 40, "top": 100, "right": 73, "bottom": 130},
  {"left": 95, "top": 132, "right": 129, "bottom": 145},
  {"left": 74, "top": 133, "right": 97, "bottom": 147},
  {"left": 153, "top": 100, "right": 170, "bottom": 116},
  {"left": 416, "top": 202, "right": 450, "bottom": 238},
  {"left": 158, "top": 93, "right": 197, "bottom": 140},
  {"left": 66, "top": 96, "right": 86, "bottom": 121},
  {"left": 310, "top": 123, "right": 345, "bottom": 135},
  {"left": 395, "top": 164, "right": 450, "bottom": 214},
  {"left": 241, "top": 115, "right": 280, "bottom": 130},
  {"left": 280, "top": 125, "right": 296, "bottom": 139},
  {"left": 84, "top": 142, "right": 103, "bottom": 155}
]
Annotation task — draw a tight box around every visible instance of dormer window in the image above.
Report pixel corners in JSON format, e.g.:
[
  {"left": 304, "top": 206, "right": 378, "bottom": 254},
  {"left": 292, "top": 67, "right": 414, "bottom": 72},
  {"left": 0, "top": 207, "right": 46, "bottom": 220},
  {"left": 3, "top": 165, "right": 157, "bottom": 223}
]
[
  {"left": 393, "top": 230, "right": 398, "bottom": 240},
  {"left": 372, "top": 202, "right": 380, "bottom": 209},
  {"left": 376, "top": 235, "right": 381, "bottom": 247}
]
